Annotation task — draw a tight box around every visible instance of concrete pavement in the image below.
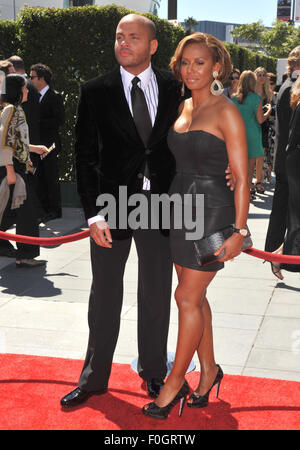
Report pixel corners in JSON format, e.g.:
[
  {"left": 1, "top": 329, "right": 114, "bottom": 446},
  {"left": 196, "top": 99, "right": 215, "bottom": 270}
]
[{"left": 0, "top": 182, "right": 300, "bottom": 383}]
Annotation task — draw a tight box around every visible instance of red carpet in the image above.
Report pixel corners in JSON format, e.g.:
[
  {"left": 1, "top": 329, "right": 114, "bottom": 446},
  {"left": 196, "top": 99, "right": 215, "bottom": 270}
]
[{"left": 0, "top": 353, "right": 299, "bottom": 430}]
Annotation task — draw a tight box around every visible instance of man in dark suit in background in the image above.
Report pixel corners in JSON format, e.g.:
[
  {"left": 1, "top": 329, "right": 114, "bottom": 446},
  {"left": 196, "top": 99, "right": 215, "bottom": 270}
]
[
  {"left": 60, "top": 13, "right": 182, "bottom": 408},
  {"left": 29, "top": 63, "right": 65, "bottom": 222},
  {"left": 265, "top": 46, "right": 300, "bottom": 277}
]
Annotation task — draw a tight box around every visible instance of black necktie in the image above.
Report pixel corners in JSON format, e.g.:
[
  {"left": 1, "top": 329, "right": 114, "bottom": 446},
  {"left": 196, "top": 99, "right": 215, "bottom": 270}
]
[{"left": 131, "top": 76, "right": 152, "bottom": 147}]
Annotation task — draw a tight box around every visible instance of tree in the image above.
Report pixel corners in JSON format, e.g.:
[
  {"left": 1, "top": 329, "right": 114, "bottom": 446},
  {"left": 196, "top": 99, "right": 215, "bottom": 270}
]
[
  {"left": 231, "top": 19, "right": 300, "bottom": 58},
  {"left": 184, "top": 16, "right": 198, "bottom": 34},
  {"left": 260, "top": 21, "right": 300, "bottom": 57},
  {"left": 231, "top": 20, "right": 265, "bottom": 43}
]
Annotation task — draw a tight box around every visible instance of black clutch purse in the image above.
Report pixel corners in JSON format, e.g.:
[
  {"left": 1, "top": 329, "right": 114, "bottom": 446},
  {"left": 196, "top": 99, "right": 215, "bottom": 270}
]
[{"left": 193, "top": 225, "right": 253, "bottom": 267}]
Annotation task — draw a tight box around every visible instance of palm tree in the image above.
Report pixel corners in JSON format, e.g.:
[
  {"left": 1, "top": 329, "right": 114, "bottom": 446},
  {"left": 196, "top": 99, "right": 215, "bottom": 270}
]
[{"left": 184, "top": 16, "right": 198, "bottom": 34}]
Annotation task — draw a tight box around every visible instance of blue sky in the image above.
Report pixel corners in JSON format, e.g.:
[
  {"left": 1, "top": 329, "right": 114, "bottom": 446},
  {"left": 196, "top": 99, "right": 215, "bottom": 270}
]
[{"left": 157, "top": 0, "right": 280, "bottom": 27}]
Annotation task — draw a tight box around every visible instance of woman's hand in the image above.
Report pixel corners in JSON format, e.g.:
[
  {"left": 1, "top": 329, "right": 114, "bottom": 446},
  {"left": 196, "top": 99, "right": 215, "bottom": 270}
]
[
  {"left": 225, "top": 164, "right": 236, "bottom": 191},
  {"left": 6, "top": 165, "right": 17, "bottom": 185},
  {"left": 30, "top": 145, "right": 49, "bottom": 157},
  {"left": 264, "top": 103, "right": 272, "bottom": 116},
  {"left": 214, "top": 233, "right": 244, "bottom": 262}
]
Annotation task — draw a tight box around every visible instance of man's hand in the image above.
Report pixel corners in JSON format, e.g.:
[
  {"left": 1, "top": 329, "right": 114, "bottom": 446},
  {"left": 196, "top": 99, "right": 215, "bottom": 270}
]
[
  {"left": 30, "top": 144, "right": 49, "bottom": 157},
  {"left": 90, "top": 220, "right": 112, "bottom": 248},
  {"left": 225, "top": 165, "right": 236, "bottom": 191}
]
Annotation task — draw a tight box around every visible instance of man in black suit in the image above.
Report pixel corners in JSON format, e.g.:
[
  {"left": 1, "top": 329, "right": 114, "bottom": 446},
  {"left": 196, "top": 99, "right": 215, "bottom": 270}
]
[
  {"left": 265, "top": 46, "right": 300, "bottom": 264},
  {"left": 29, "top": 63, "right": 65, "bottom": 222},
  {"left": 60, "top": 14, "right": 182, "bottom": 408}
]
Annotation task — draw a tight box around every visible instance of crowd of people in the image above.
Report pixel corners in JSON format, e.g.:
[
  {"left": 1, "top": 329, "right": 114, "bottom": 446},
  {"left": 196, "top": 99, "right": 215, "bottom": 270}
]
[
  {"left": 224, "top": 49, "right": 300, "bottom": 280},
  {"left": 0, "top": 56, "right": 65, "bottom": 267},
  {"left": 1, "top": 13, "right": 300, "bottom": 420}
]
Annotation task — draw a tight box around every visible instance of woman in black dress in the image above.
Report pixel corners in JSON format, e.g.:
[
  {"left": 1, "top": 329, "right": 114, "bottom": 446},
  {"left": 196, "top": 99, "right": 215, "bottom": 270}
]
[
  {"left": 254, "top": 67, "right": 272, "bottom": 193},
  {"left": 280, "top": 75, "right": 300, "bottom": 272},
  {"left": 143, "top": 33, "right": 249, "bottom": 419},
  {"left": 266, "top": 73, "right": 277, "bottom": 182}
]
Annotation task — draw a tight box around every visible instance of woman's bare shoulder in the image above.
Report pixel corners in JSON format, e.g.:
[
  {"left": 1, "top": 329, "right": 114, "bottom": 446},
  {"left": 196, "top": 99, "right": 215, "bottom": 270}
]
[{"left": 218, "top": 95, "right": 243, "bottom": 119}]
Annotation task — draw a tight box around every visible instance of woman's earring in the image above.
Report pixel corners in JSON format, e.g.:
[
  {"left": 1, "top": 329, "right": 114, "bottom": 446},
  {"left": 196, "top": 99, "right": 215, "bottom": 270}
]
[
  {"left": 181, "top": 82, "right": 185, "bottom": 97},
  {"left": 210, "top": 71, "right": 224, "bottom": 96}
]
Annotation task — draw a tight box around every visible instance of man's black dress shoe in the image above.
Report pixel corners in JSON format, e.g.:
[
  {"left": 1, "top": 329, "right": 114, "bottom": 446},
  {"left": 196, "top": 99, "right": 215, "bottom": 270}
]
[
  {"left": 146, "top": 378, "right": 165, "bottom": 398},
  {"left": 16, "top": 258, "right": 47, "bottom": 268},
  {"left": 60, "top": 387, "right": 108, "bottom": 408}
]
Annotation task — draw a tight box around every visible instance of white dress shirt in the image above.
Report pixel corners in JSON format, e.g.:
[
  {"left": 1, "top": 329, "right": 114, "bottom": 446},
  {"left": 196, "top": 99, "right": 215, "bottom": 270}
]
[
  {"left": 39, "top": 85, "right": 49, "bottom": 102},
  {"left": 88, "top": 64, "right": 159, "bottom": 227}
]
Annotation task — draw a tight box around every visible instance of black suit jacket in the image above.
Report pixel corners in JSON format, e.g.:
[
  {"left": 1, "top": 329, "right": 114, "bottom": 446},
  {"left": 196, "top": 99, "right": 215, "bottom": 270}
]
[
  {"left": 286, "top": 103, "right": 300, "bottom": 153},
  {"left": 39, "top": 87, "right": 65, "bottom": 150},
  {"left": 22, "top": 80, "right": 40, "bottom": 145},
  {"left": 273, "top": 77, "right": 294, "bottom": 174},
  {"left": 75, "top": 67, "right": 181, "bottom": 237}
]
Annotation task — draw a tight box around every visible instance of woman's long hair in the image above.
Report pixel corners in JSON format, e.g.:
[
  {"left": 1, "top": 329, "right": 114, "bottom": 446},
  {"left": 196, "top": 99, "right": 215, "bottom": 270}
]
[
  {"left": 254, "top": 67, "right": 272, "bottom": 102},
  {"left": 290, "top": 75, "right": 300, "bottom": 110},
  {"left": 0, "top": 73, "right": 25, "bottom": 107},
  {"left": 233, "top": 70, "right": 257, "bottom": 104}
]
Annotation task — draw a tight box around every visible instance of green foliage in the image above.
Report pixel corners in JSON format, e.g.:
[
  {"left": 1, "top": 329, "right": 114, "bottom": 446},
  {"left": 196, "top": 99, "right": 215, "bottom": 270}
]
[
  {"left": 224, "top": 43, "right": 276, "bottom": 73},
  {"left": 184, "top": 16, "right": 198, "bottom": 33},
  {"left": 231, "top": 20, "right": 265, "bottom": 43},
  {"left": 260, "top": 20, "right": 300, "bottom": 58},
  {"left": 0, "top": 20, "right": 19, "bottom": 59},
  {"left": 0, "top": 6, "right": 276, "bottom": 180},
  {"left": 231, "top": 19, "right": 300, "bottom": 58}
]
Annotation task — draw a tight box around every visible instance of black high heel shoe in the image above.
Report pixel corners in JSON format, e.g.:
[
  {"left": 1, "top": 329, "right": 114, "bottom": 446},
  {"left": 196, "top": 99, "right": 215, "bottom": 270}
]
[
  {"left": 263, "top": 260, "right": 284, "bottom": 280},
  {"left": 142, "top": 380, "right": 190, "bottom": 420},
  {"left": 187, "top": 364, "right": 223, "bottom": 409}
]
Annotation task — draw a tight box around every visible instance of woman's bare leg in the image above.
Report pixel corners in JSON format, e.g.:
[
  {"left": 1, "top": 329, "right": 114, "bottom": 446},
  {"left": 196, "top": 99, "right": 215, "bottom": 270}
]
[
  {"left": 189, "top": 297, "right": 219, "bottom": 398},
  {"left": 248, "top": 158, "right": 256, "bottom": 190},
  {"left": 255, "top": 155, "right": 264, "bottom": 184},
  {"left": 153, "top": 265, "right": 217, "bottom": 408}
]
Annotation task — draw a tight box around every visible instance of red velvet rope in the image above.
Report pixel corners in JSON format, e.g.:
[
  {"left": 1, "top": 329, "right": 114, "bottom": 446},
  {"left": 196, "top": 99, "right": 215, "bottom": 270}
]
[
  {"left": 0, "top": 230, "right": 300, "bottom": 264},
  {"left": 0, "top": 229, "right": 90, "bottom": 246}
]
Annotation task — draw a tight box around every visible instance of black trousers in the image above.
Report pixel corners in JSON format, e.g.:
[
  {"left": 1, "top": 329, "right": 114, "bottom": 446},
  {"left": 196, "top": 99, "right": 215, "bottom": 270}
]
[
  {"left": 281, "top": 148, "right": 300, "bottom": 272},
  {"left": 35, "top": 150, "right": 61, "bottom": 215},
  {"left": 0, "top": 166, "right": 40, "bottom": 260},
  {"left": 265, "top": 172, "right": 289, "bottom": 252},
  {"left": 78, "top": 227, "right": 173, "bottom": 391}
]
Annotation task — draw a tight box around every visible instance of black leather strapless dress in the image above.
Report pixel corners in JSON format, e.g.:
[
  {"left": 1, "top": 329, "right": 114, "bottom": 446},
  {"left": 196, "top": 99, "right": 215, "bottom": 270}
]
[{"left": 168, "top": 128, "right": 235, "bottom": 271}]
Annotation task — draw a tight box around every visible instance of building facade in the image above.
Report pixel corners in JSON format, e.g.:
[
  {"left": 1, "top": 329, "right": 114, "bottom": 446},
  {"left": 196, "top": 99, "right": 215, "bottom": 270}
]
[{"left": 0, "top": 0, "right": 160, "bottom": 20}]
